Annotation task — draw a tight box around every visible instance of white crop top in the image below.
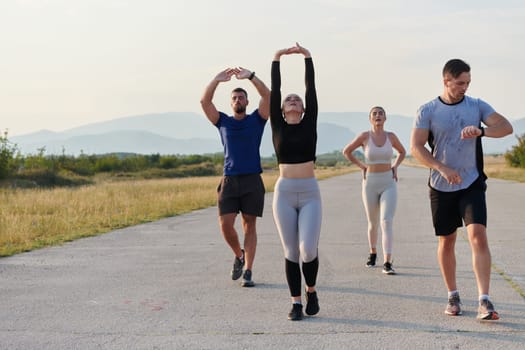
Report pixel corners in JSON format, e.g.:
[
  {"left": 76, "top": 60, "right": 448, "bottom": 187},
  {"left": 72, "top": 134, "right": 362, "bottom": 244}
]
[{"left": 364, "top": 132, "right": 393, "bottom": 165}]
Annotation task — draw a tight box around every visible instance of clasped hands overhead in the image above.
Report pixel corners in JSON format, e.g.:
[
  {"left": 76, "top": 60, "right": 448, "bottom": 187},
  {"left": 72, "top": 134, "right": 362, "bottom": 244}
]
[{"left": 215, "top": 67, "right": 253, "bottom": 82}]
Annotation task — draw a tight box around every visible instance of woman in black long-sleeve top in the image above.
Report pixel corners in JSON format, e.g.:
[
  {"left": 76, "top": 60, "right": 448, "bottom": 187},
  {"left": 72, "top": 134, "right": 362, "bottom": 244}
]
[{"left": 270, "top": 43, "right": 322, "bottom": 321}]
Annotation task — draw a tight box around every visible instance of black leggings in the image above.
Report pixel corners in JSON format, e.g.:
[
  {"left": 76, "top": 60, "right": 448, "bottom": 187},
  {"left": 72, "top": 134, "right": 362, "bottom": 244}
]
[{"left": 285, "top": 257, "right": 319, "bottom": 297}]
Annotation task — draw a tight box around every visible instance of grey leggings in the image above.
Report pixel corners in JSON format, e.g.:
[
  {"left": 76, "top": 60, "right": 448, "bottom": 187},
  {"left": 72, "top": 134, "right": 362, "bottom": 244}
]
[
  {"left": 362, "top": 171, "right": 397, "bottom": 256},
  {"left": 272, "top": 177, "right": 322, "bottom": 263}
]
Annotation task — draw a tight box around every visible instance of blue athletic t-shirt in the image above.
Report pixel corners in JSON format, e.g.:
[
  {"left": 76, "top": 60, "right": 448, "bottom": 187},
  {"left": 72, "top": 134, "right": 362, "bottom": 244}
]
[
  {"left": 216, "top": 109, "right": 267, "bottom": 176},
  {"left": 414, "top": 95, "right": 495, "bottom": 192}
]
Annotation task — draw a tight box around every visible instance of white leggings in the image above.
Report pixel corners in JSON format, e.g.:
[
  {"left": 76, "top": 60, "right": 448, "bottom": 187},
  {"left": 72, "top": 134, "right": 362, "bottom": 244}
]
[
  {"left": 272, "top": 177, "right": 322, "bottom": 263},
  {"left": 362, "top": 171, "right": 397, "bottom": 256}
]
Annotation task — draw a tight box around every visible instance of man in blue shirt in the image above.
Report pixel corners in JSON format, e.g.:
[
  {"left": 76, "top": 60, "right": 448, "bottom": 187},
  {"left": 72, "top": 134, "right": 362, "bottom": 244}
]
[
  {"left": 411, "top": 58, "right": 513, "bottom": 320},
  {"left": 200, "top": 67, "right": 270, "bottom": 287}
]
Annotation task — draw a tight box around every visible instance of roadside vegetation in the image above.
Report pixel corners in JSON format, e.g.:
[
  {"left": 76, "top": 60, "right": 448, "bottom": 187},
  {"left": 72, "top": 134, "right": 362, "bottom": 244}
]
[
  {"left": 1, "top": 130, "right": 525, "bottom": 257},
  {"left": 0, "top": 131, "right": 352, "bottom": 257},
  {"left": 0, "top": 168, "right": 352, "bottom": 257}
]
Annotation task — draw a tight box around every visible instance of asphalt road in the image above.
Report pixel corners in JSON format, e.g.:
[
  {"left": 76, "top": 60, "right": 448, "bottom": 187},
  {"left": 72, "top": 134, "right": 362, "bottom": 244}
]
[{"left": 1, "top": 166, "right": 524, "bottom": 349}]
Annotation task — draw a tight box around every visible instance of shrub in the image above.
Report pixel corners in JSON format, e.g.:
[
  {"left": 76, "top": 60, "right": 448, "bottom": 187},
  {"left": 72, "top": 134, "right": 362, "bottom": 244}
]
[
  {"left": 0, "top": 130, "right": 19, "bottom": 179},
  {"left": 504, "top": 133, "right": 525, "bottom": 168}
]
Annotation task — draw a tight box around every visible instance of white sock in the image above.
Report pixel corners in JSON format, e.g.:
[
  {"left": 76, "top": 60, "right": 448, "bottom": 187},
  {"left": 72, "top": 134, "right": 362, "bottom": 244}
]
[
  {"left": 448, "top": 290, "right": 459, "bottom": 298},
  {"left": 479, "top": 294, "right": 490, "bottom": 302}
]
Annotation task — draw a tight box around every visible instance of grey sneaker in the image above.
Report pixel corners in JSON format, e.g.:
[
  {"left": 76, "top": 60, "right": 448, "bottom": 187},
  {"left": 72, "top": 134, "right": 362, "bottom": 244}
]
[
  {"left": 241, "top": 269, "right": 255, "bottom": 287},
  {"left": 477, "top": 299, "right": 499, "bottom": 320},
  {"left": 231, "top": 250, "right": 245, "bottom": 280},
  {"left": 382, "top": 261, "right": 396, "bottom": 275},
  {"left": 366, "top": 253, "right": 377, "bottom": 267},
  {"left": 444, "top": 294, "right": 462, "bottom": 316}
]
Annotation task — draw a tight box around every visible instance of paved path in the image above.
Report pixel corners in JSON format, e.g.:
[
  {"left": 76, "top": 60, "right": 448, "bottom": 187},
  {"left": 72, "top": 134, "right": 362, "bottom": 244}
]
[{"left": 1, "top": 166, "right": 524, "bottom": 349}]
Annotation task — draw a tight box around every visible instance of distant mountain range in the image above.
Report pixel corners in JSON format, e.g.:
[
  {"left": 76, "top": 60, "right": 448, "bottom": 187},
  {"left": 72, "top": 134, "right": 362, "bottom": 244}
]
[{"left": 10, "top": 112, "right": 525, "bottom": 156}]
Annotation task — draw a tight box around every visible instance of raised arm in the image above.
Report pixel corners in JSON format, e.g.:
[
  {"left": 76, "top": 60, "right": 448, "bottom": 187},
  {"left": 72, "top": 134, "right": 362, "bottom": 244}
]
[
  {"left": 235, "top": 67, "right": 270, "bottom": 120},
  {"left": 300, "top": 45, "right": 317, "bottom": 118},
  {"left": 200, "top": 68, "right": 236, "bottom": 125},
  {"left": 270, "top": 48, "right": 290, "bottom": 123},
  {"left": 272, "top": 43, "right": 317, "bottom": 118}
]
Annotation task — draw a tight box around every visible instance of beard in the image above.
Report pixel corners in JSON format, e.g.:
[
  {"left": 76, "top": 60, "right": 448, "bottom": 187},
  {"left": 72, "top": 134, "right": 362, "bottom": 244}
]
[{"left": 234, "top": 104, "right": 246, "bottom": 114}]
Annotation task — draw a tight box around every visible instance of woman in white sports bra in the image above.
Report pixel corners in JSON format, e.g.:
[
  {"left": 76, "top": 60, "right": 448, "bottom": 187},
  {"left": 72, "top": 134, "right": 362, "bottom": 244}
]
[{"left": 342, "top": 106, "right": 406, "bottom": 274}]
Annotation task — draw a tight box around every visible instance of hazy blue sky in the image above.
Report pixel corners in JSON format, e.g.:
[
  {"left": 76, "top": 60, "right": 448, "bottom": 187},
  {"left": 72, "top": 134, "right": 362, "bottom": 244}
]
[{"left": 2, "top": 0, "right": 524, "bottom": 136}]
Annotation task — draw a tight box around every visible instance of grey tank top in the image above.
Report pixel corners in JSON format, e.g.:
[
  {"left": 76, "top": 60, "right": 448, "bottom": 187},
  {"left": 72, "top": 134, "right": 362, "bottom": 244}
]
[{"left": 364, "top": 132, "right": 393, "bottom": 165}]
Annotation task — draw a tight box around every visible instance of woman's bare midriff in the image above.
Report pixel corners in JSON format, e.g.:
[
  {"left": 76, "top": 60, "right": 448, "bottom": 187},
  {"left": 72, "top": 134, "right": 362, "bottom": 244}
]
[
  {"left": 279, "top": 161, "right": 315, "bottom": 178},
  {"left": 367, "top": 163, "right": 392, "bottom": 173}
]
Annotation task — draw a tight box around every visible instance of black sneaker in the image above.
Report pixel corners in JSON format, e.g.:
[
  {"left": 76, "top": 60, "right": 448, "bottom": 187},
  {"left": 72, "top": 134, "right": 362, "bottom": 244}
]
[
  {"left": 366, "top": 253, "right": 377, "bottom": 267},
  {"left": 241, "top": 269, "right": 255, "bottom": 287},
  {"left": 305, "top": 290, "right": 320, "bottom": 316},
  {"left": 288, "top": 303, "right": 304, "bottom": 321},
  {"left": 231, "top": 249, "right": 245, "bottom": 280},
  {"left": 382, "top": 261, "right": 396, "bottom": 275}
]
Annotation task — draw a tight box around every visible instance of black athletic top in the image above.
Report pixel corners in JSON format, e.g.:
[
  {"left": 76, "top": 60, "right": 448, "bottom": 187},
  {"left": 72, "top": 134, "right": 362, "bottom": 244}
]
[{"left": 270, "top": 57, "right": 318, "bottom": 164}]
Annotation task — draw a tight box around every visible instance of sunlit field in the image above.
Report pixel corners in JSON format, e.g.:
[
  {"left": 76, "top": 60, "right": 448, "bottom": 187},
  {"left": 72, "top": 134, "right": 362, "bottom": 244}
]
[
  {"left": 2, "top": 159, "right": 523, "bottom": 258},
  {"left": 0, "top": 167, "right": 354, "bottom": 257},
  {"left": 484, "top": 155, "right": 525, "bottom": 182},
  {"left": 404, "top": 155, "right": 525, "bottom": 183}
]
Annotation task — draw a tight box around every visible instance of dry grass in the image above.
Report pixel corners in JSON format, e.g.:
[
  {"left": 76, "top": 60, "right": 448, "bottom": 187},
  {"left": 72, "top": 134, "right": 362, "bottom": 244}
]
[
  {"left": 484, "top": 155, "right": 525, "bottom": 182},
  {"left": 0, "top": 167, "right": 354, "bottom": 257},
  {"left": 405, "top": 155, "right": 525, "bottom": 183},
  {"left": 0, "top": 177, "right": 220, "bottom": 256},
  {"left": 2, "top": 159, "right": 521, "bottom": 258}
]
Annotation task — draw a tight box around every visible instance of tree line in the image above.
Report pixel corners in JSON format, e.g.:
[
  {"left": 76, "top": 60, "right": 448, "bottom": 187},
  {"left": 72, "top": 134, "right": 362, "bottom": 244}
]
[{"left": 0, "top": 130, "right": 226, "bottom": 187}]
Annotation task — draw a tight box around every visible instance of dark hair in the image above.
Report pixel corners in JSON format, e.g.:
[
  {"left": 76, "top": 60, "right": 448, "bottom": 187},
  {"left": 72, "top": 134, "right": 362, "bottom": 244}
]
[
  {"left": 232, "top": 87, "right": 248, "bottom": 99},
  {"left": 369, "top": 106, "right": 385, "bottom": 116},
  {"left": 442, "top": 59, "right": 470, "bottom": 78}
]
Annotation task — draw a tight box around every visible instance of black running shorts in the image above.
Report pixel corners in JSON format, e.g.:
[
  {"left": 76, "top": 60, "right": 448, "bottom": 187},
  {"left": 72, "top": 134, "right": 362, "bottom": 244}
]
[
  {"left": 429, "top": 176, "right": 487, "bottom": 236},
  {"left": 217, "top": 174, "right": 265, "bottom": 217}
]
